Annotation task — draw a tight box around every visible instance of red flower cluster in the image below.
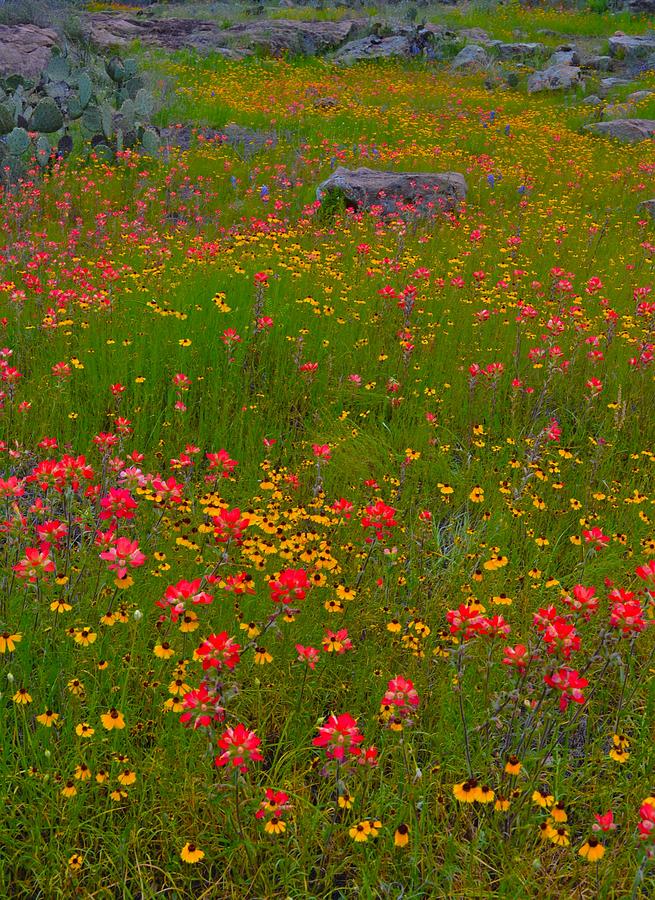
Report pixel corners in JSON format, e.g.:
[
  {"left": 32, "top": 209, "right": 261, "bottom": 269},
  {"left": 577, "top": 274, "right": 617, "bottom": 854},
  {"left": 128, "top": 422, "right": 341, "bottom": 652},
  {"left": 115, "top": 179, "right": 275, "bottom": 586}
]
[
  {"left": 361, "top": 500, "right": 397, "bottom": 543},
  {"left": 196, "top": 632, "right": 241, "bottom": 672},
  {"left": 269, "top": 568, "right": 309, "bottom": 605},
  {"left": 313, "top": 713, "right": 364, "bottom": 761}
]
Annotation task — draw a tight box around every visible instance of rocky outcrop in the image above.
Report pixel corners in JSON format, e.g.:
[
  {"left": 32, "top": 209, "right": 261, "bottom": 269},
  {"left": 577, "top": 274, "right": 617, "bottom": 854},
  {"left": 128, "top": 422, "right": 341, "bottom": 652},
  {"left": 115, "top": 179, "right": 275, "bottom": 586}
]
[
  {"left": 0, "top": 24, "right": 58, "bottom": 80},
  {"left": 491, "top": 42, "right": 546, "bottom": 61},
  {"left": 583, "top": 119, "right": 655, "bottom": 143},
  {"left": 316, "top": 167, "right": 467, "bottom": 215},
  {"left": 639, "top": 200, "right": 655, "bottom": 219},
  {"left": 224, "top": 18, "right": 363, "bottom": 56},
  {"left": 332, "top": 28, "right": 440, "bottom": 64},
  {"left": 528, "top": 64, "right": 583, "bottom": 93},
  {"left": 608, "top": 34, "right": 655, "bottom": 65},
  {"left": 85, "top": 13, "right": 363, "bottom": 56},
  {"left": 547, "top": 47, "right": 580, "bottom": 67},
  {"left": 160, "top": 123, "right": 278, "bottom": 156},
  {"left": 458, "top": 28, "right": 494, "bottom": 46},
  {"left": 625, "top": 2, "right": 655, "bottom": 16},
  {"left": 585, "top": 56, "right": 614, "bottom": 72},
  {"left": 451, "top": 45, "right": 490, "bottom": 72}
]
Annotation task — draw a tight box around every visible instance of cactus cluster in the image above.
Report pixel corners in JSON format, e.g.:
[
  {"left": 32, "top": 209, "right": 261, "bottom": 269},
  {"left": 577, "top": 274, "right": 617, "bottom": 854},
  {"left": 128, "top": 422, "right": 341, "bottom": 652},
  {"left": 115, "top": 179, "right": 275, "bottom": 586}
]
[{"left": 0, "top": 50, "right": 159, "bottom": 184}]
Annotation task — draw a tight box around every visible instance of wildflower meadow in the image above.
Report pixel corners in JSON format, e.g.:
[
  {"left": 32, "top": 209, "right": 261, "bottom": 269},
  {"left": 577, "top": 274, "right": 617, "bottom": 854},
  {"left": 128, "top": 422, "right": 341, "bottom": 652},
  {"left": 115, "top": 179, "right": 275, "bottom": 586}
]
[{"left": 1, "top": 1, "right": 655, "bottom": 897}]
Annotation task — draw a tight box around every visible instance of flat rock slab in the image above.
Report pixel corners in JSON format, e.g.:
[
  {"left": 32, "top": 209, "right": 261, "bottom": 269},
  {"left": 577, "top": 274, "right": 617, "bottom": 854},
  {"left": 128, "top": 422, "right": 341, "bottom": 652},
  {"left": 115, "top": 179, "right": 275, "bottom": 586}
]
[
  {"left": 0, "top": 24, "right": 59, "bottom": 80},
  {"left": 317, "top": 166, "right": 467, "bottom": 215},
  {"left": 85, "top": 13, "right": 363, "bottom": 56},
  {"left": 583, "top": 119, "right": 655, "bottom": 143}
]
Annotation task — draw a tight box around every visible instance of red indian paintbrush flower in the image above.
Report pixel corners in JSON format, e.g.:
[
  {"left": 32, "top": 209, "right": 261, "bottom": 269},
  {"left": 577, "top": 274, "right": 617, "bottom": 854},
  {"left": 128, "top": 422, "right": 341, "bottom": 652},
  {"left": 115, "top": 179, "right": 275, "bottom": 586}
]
[
  {"left": 383, "top": 676, "right": 419, "bottom": 709},
  {"left": 156, "top": 579, "right": 213, "bottom": 622},
  {"left": 213, "top": 507, "right": 250, "bottom": 544},
  {"left": 638, "top": 804, "right": 655, "bottom": 842},
  {"left": 610, "top": 599, "right": 647, "bottom": 635},
  {"left": 447, "top": 605, "right": 484, "bottom": 640},
  {"left": 196, "top": 632, "right": 241, "bottom": 671},
  {"left": 99, "top": 487, "right": 138, "bottom": 521},
  {"left": 215, "top": 724, "right": 262, "bottom": 772},
  {"left": 99, "top": 538, "right": 145, "bottom": 578},
  {"left": 544, "top": 667, "right": 588, "bottom": 711},
  {"left": 206, "top": 449, "right": 238, "bottom": 477},
  {"left": 13, "top": 542, "right": 55, "bottom": 581},
  {"left": 269, "top": 569, "right": 309, "bottom": 605},
  {"left": 361, "top": 500, "right": 397, "bottom": 542},
  {"left": 179, "top": 684, "right": 225, "bottom": 729},
  {"left": 502, "top": 644, "right": 529, "bottom": 671},
  {"left": 312, "top": 713, "right": 364, "bottom": 761}
]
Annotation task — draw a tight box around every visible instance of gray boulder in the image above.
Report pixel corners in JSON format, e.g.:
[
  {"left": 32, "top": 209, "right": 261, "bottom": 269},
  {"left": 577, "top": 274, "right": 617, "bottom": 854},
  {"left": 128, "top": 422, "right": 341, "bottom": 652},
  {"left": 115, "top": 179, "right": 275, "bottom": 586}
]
[
  {"left": 582, "top": 95, "right": 602, "bottom": 105},
  {"left": 332, "top": 29, "right": 437, "bottom": 64},
  {"left": 547, "top": 46, "right": 580, "bottom": 67},
  {"left": 458, "top": 28, "right": 494, "bottom": 46},
  {"left": 608, "top": 34, "right": 655, "bottom": 64},
  {"left": 638, "top": 199, "right": 655, "bottom": 219},
  {"left": 491, "top": 42, "right": 546, "bottom": 61},
  {"left": 583, "top": 119, "right": 655, "bottom": 143},
  {"left": 584, "top": 56, "right": 614, "bottom": 72},
  {"left": 0, "top": 24, "right": 58, "bottom": 79},
  {"left": 627, "top": 90, "right": 654, "bottom": 102},
  {"left": 528, "top": 64, "right": 583, "bottom": 93},
  {"left": 224, "top": 18, "right": 363, "bottom": 56},
  {"left": 451, "top": 45, "right": 489, "bottom": 72},
  {"left": 317, "top": 166, "right": 467, "bottom": 215},
  {"left": 598, "top": 77, "right": 634, "bottom": 98}
]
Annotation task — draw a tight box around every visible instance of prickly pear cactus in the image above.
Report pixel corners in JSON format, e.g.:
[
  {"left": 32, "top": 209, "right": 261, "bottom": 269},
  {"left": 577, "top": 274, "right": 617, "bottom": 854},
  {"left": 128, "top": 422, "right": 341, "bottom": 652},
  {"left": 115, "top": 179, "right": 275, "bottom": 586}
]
[
  {"left": 6, "top": 127, "right": 29, "bottom": 156},
  {"left": 1, "top": 48, "right": 160, "bottom": 184},
  {"left": 29, "top": 98, "right": 64, "bottom": 134}
]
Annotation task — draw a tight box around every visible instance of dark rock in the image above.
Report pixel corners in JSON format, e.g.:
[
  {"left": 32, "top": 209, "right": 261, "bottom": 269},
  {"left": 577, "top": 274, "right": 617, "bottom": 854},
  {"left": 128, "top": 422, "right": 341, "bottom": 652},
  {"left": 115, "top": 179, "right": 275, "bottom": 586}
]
[
  {"left": 225, "top": 18, "right": 363, "bottom": 55},
  {"left": 638, "top": 199, "right": 655, "bottom": 219}
]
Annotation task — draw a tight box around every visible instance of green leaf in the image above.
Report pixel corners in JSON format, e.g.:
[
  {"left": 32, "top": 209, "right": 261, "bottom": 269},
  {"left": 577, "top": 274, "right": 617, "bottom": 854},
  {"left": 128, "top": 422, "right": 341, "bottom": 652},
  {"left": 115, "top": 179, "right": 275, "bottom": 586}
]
[{"left": 6, "top": 126, "right": 29, "bottom": 156}]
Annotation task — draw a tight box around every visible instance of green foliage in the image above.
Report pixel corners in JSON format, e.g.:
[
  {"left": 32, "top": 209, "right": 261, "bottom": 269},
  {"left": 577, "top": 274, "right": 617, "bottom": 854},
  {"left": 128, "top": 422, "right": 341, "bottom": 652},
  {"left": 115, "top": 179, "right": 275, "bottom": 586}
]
[
  {"left": 78, "top": 72, "right": 93, "bottom": 109},
  {"left": 29, "top": 97, "right": 64, "bottom": 133},
  {"left": 0, "top": 47, "right": 159, "bottom": 183},
  {"left": 0, "top": 104, "right": 13, "bottom": 136},
  {"left": 6, "top": 126, "right": 29, "bottom": 156},
  {"left": 35, "top": 134, "right": 50, "bottom": 167}
]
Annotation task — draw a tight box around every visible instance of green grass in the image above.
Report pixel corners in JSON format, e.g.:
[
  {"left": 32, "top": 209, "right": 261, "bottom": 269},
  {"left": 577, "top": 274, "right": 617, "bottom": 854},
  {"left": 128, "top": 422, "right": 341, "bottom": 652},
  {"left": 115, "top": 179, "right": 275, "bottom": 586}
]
[
  {"left": 433, "top": 0, "right": 654, "bottom": 42},
  {"left": 1, "top": 36, "right": 655, "bottom": 900}
]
